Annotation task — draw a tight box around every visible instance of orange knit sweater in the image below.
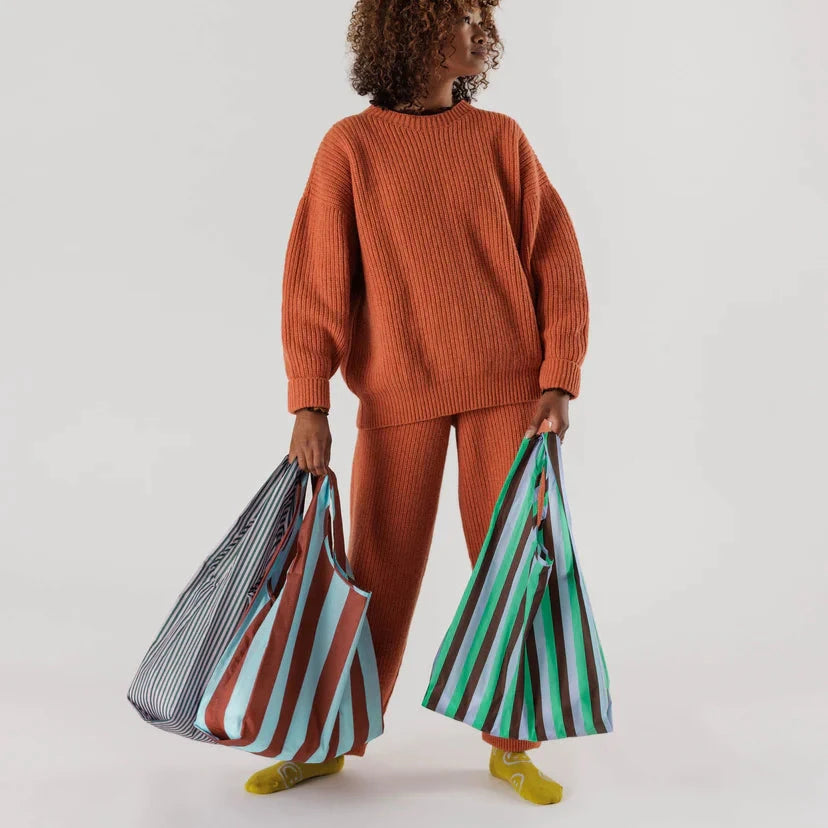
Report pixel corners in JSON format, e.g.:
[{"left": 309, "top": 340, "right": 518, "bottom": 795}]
[{"left": 280, "top": 98, "right": 589, "bottom": 429}]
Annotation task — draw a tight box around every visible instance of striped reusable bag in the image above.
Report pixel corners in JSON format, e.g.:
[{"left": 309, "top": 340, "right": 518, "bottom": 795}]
[
  {"left": 421, "top": 428, "right": 613, "bottom": 741},
  {"left": 127, "top": 457, "right": 310, "bottom": 742},
  {"left": 193, "top": 468, "right": 384, "bottom": 761}
]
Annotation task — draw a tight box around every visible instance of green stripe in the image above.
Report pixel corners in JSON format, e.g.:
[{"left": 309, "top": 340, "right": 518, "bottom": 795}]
[
  {"left": 524, "top": 630, "right": 538, "bottom": 740},
  {"left": 521, "top": 559, "right": 546, "bottom": 740},
  {"left": 539, "top": 589, "right": 567, "bottom": 738}
]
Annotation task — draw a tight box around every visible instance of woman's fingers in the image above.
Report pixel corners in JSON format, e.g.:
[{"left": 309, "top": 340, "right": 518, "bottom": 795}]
[
  {"left": 526, "top": 393, "right": 570, "bottom": 441},
  {"left": 310, "top": 443, "right": 327, "bottom": 476}
]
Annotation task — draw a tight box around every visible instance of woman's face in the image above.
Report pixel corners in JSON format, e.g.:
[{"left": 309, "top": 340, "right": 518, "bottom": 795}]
[{"left": 443, "top": 5, "right": 490, "bottom": 77}]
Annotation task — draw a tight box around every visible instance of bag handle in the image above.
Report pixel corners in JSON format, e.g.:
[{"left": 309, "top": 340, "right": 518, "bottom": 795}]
[
  {"left": 531, "top": 428, "right": 559, "bottom": 529},
  {"left": 296, "top": 468, "right": 352, "bottom": 581},
  {"left": 322, "top": 468, "right": 352, "bottom": 579},
  {"left": 533, "top": 428, "right": 565, "bottom": 526}
]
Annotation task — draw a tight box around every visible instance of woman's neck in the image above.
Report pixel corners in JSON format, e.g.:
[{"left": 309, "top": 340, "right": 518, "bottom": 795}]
[{"left": 392, "top": 103, "right": 455, "bottom": 116}]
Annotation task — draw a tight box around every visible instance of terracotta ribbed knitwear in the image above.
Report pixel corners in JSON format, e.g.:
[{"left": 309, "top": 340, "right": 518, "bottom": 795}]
[
  {"left": 280, "top": 98, "right": 589, "bottom": 429},
  {"left": 280, "top": 99, "right": 591, "bottom": 755},
  {"left": 343, "top": 398, "right": 545, "bottom": 755}
]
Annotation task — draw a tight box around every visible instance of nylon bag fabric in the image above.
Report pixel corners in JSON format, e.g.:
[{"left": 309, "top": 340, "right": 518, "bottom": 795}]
[
  {"left": 193, "top": 467, "right": 384, "bottom": 761},
  {"left": 421, "top": 429, "right": 613, "bottom": 741},
  {"left": 126, "top": 457, "right": 308, "bottom": 742}
]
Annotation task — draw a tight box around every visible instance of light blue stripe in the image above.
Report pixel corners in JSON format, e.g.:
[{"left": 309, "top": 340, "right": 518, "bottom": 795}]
[
  {"left": 334, "top": 669, "right": 355, "bottom": 756},
  {"left": 532, "top": 609, "right": 556, "bottom": 737},
  {"left": 221, "top": 596, "right": 282, "bottom": 737},
  {"left": 357, "top": 619, "right": 384, "bottom": 738},
  {"left": 282, "top": 577, "right": 350, "bottom": 755}
]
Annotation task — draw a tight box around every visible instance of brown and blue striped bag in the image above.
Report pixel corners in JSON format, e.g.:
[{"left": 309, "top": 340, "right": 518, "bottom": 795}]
[
  {"left": 193, "top": 468, "right": 384, "bottom": 760},
  {"left": 422, "top": 429, "right": 613, "bottom": 741}
]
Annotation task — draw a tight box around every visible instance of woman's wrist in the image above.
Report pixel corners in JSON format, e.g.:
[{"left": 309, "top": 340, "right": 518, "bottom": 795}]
[{"left": 297, "top": 406, "right": 330, "bottom": 415}]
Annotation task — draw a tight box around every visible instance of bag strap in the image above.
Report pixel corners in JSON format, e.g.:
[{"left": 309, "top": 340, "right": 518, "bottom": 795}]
[
  {"left": 533, "top": 432, "right": 554, "bottom": 529},
  {"left": 323, "top": 469, "right": 352, "bottom": 578},
  {"left": 294, "top": 468, "right": 352, "bottom": 581}
]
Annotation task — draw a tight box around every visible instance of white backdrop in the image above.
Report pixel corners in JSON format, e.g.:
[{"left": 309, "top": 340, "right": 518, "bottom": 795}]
[{"left": 1, "top": 1, "right": 826, "bottom": 826}]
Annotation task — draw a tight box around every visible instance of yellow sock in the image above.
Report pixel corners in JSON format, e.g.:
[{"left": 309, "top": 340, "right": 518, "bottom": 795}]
[
  {"left": 244, "top": 754, "right": 345, "bottom": 794},
  {"left": 488, "top": 747, "right": 563, "bottom": 805}
]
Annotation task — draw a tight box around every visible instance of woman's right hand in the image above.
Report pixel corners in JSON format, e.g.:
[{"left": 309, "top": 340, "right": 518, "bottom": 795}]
[{"left": 288, "top": 410, "right": 332, "bottom": 475}]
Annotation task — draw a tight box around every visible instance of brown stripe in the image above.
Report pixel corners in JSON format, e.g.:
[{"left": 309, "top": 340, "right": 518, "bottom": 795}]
[
  {"left": 348, "top": 647, "right": 370, "bottom": 750},
  {"left": 203, "top": 597, "right": 272, "bottom": 740},
  {"left": 535, "top": 466, "right": 546, "bottom": 528},
  {"left": 571, "top": 540, "right": 607, "bottom": 733},
  {"left": 424, "top": 443, "right": 536, "bottom": 709},
  {"left": 525, "top": 625, "right": 547, "bottom": 740},
  {"left": 292, "top": 586, "right": 368, "bottom": 761},
  {"left": 546, "top": 546, "right": 577, "bottom": 737}
]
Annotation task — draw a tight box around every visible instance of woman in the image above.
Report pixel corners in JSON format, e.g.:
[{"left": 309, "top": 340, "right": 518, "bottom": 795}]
[{"left": 246, "top": 0, "right": 589, "bottom": 806}]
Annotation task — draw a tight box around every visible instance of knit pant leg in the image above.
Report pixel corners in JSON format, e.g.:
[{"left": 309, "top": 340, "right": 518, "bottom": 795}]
[
  {"left": 343, "top": 415, "right": 453, "bottom": 757},
  {"left": 454, "top": 399, "right": 543, "bottom": 753}
]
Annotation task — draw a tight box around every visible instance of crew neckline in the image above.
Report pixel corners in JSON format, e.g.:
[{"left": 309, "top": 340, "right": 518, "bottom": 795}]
[{"left": 364, "top": 98, "right": 473, "bottom": 129}]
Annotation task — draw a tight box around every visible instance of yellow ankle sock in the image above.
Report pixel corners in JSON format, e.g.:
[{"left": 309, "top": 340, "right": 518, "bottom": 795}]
[
  {"left": 488, "top": 747, "right": 563, "bottom": 805},
  {"left": 244, "top": 754, "right": 345, "bottom": 794}
]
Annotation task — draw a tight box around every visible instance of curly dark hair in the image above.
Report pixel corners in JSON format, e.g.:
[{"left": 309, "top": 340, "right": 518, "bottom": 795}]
[{"left": 346, "top": 0, "right": 503, "bottom": 110}]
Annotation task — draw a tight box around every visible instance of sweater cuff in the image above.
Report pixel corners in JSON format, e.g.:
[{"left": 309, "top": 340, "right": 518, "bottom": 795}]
[
  {"left": 539, "top": 357, "right": 581, "bottom": 400},
  {"left": 287, "top": 377, "right": 331, "bottom": 414}
]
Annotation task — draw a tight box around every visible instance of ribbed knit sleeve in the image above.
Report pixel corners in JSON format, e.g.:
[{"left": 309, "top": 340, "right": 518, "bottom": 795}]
[
  {"left": 518, "top": 129, "right": 590, "bottom": 400},
  {"left": 280, "top": 126, "right": 361, "bottom": 414}
]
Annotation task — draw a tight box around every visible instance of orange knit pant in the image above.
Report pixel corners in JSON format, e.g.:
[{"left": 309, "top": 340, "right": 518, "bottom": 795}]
[{"left": 343, "top": 398, "right": 543, "bottom": 756}]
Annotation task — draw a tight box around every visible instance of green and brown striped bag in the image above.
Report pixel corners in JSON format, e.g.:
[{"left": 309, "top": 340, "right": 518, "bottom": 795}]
[{"left": 421, "top": 430, "right": 613, "bottom": 741}]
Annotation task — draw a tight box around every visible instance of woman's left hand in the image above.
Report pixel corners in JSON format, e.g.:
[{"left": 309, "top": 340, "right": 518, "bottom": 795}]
[{"left": 524, "top": 388, "right": 571, "bottom": 442}]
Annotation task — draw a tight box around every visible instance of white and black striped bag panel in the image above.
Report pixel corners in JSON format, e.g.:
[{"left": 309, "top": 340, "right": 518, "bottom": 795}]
[{"left": 126, "top": 456, "right": 307, "bottom": 741}]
